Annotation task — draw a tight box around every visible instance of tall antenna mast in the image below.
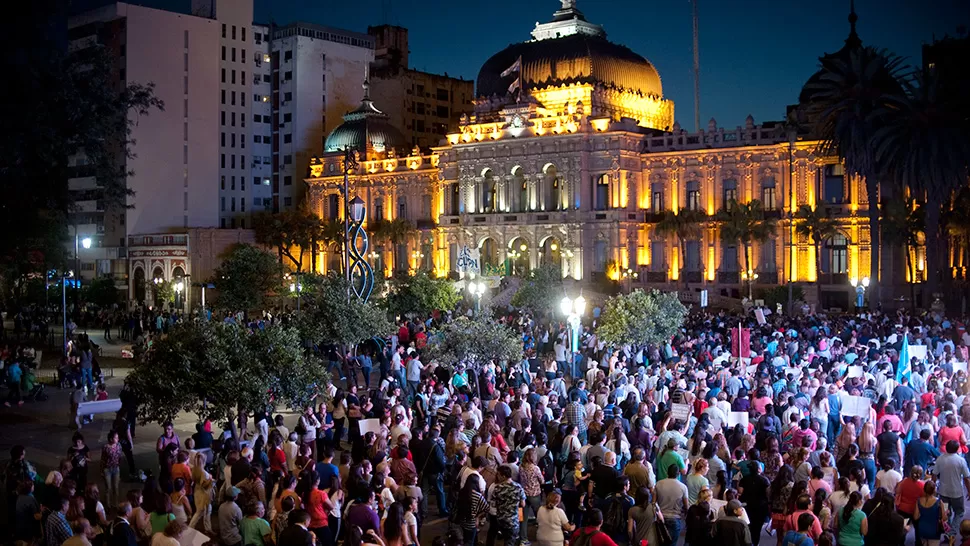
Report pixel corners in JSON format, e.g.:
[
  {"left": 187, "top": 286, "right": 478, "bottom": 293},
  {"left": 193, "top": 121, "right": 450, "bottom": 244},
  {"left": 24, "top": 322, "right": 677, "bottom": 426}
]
[{"left": 692, "top": 0, "right": 700, "bottom": 133}]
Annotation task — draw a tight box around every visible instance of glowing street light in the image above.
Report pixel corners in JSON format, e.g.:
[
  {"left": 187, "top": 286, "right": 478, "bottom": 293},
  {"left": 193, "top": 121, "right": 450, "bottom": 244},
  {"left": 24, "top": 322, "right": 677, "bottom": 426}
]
[
  {"left": 741, "top": 269, "right": 759, "bottom": 301},
  {"left": 850, "top": 276, "right": 870, "bottom": 309},
  {"left": 468, "top": 273, "right": 487, "bottom": 314},
  {"left": 560, "top": 295, "right": 586, "bottom": 377}
]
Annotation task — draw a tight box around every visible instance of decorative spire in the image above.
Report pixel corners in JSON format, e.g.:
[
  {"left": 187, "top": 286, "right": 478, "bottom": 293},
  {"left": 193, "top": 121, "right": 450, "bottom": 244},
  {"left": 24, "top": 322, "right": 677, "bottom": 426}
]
[
  {"left": 362, "top": 64, "right": 371, "bottom": 101},
  {"left": 845, "top": 0, "right": 861, "bottom": 49}
]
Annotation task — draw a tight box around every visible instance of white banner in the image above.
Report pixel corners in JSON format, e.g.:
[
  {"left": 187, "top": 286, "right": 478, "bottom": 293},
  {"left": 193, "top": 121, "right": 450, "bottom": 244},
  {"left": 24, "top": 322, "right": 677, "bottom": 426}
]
[
  {"left": 456, "top": 246, "right": 480, "bottom": 276},
  {"left": 728, "top": 412, "right": 749, "bottom": 428}
]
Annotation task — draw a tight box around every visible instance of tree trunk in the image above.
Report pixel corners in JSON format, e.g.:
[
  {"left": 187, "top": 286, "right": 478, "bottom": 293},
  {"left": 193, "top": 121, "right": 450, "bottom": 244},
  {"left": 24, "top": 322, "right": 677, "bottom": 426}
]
[
  {"left": 814, "top": 237, "right": 823, "bottom": 283},
  {"left": 906, "top": 246, "right": 915, "bottom": 311},
  {"left": 866, "top": 177, "right": 881, "bottom": 309},
  {"left": 925, "top": 204, "right": 941, "bottom": 306},
  {"left": 310, "top": 239, "right": 317, "bottom": 273}
]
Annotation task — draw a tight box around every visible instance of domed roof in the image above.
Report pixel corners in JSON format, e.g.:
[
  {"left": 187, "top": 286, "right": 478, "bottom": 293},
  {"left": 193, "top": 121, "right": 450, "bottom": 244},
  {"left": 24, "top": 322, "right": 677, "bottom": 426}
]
[
  {"left": 477, "top": 33, "right": 663, "bottom": 99},
  {"left": 324, "top": 83, "right": 408, "bottom": 156},
  {"left": 798, "top": 4, "right": 864, "bottom": 104}
]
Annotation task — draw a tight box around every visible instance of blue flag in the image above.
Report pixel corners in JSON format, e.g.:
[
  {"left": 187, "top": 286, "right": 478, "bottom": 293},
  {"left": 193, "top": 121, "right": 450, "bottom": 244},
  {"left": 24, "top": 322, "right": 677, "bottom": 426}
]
[{"left": 897, "top": 333, "right": 911, "bottom": 383}]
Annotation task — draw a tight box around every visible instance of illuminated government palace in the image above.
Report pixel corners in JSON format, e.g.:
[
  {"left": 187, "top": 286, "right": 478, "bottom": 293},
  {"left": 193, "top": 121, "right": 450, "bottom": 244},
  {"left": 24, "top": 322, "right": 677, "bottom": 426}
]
[{"left": 306, "top": 0, "right": 913, "bottom": 309}]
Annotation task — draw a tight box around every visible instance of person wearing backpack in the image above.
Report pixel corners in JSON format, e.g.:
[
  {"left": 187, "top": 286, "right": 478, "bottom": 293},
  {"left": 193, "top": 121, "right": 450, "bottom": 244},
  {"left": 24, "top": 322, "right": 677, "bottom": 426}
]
[
  {"left": 602, "top": 477, "right": 634, "bottom": 542},
  {"left": 569, "top": 508, "right": 618, "bottom": 546},
  {"left": 781, "top": 513, "right": 816, "bottom": 546}
]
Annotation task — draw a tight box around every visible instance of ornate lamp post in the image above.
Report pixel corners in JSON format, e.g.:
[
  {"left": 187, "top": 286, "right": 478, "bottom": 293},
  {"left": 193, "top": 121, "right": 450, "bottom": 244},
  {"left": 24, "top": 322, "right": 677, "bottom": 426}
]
[
  {"left": 347, "top": 196, "right": 374, "bottom": 302},
  {"left": 741, "top": 269, "right": 759, "bottom": 301}
]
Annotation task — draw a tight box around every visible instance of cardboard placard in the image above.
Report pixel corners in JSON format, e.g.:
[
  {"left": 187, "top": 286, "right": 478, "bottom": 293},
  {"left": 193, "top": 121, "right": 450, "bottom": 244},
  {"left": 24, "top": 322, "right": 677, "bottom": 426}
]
[
  {"left": 671, "top": 403, "right": 692, "bottom": 423},
  {"left": 839, "top": 393, "right": 872, "bottom": 417},
  {"left": 847, "top": 366, "right": 864, "bottom": 379},
  {"left": 755, "top": 308, "right": 767, "bottom": 325},
  {"left": 954, "top": 361, "right": 968, "bottom": 374},
  {"left": 908, "top": 345, "right": 928, "bottom": 363},
  {"left": 727, "top": 412, "right": 749, "bottom": 428},
  {"left": 359, "top": 418, "right": 383, "bottom": 437}
]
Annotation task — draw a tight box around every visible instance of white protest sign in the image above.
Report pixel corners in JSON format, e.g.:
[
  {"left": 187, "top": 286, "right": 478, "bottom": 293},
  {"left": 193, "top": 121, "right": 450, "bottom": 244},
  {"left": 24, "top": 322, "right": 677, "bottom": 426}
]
[
  {"left": 700, "top": 289, "right": 709, "bottom": 308},
  {"left": 839, "top": 393, "right": 872, "bottom": 417},
  {"left": 671, "top": 403, "right": 692, "bottom": 423},
  {"left": 710, "top": 499, "right": 728, "bottom": 517},
  {"left": 746, "top": 364, "right": 759, "bottom": 377},
  {"left": 755, "top": 308, "right": 766, "bottom": 325},
  {"left": 179, "top": 527, "right": 210, "bottom": 546},
  {"left": 359, "top": 418, "right": 383, "bottom": 437},
  {"left": 908, "top": 345, "right": 928, "bottom": 363},
  {"left": 847, "top": 366, "right": 864, "bottom": 379},
  {"left": 727, "top": 412, "right": 749, "bottom": 428},
  {"left": 955, "top": 361, "right": 968, "bottom": 374},
  {"left": 784, "top": 367, "right": 802, "bottom": 379}
]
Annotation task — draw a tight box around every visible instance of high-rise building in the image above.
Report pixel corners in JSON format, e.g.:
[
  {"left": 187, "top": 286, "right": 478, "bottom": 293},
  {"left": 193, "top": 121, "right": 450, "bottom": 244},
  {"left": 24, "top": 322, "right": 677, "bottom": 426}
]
[
  {"left": 368, "top": 25, "right": 474, "bottom": 149},
  {"left": 250, "top": 23, "right": 273, "bottom": 216},
  {"left": 269, "top": 22, "right": 374, "bottom": 212},
  {"left": 67, "top": 2, "right": 221, "bottom": 288},
  {"left": 191, "top": 0, "right": 255, "bottom": 229}
]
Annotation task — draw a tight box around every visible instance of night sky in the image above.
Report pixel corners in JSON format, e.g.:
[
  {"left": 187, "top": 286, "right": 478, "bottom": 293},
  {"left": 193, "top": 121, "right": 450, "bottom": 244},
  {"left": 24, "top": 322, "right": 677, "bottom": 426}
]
[{"left": 82, "top": 0, "right": 967, "bottom": 128}]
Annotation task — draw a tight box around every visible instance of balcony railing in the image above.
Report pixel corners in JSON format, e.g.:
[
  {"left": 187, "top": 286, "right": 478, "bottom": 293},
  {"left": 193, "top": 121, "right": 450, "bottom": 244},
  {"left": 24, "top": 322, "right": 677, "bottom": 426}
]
[
  {"left": 645, "top": 271, "right": 667, "bottom": 283},
  {"left": 758, "top": 270, "right": 779, "bottom": 284},
  {"left": 684, "top": 271, "right": 703, "bottom": 284},
  {"left": 718, "top": 271, "right": 740, "bottom": 284}
]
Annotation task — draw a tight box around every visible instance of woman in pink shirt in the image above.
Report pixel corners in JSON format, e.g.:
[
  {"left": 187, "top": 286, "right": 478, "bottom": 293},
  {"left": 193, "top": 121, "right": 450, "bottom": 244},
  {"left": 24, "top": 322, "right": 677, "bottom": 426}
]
[
  {"left": 808, "top": 466, "right": 833, "bottom": 497},
  {"left": 751, "top": 387, "right": 773, "bottom": 416},
  {"left": 876, "top": 406, "right": 904, "bottom": 434}
]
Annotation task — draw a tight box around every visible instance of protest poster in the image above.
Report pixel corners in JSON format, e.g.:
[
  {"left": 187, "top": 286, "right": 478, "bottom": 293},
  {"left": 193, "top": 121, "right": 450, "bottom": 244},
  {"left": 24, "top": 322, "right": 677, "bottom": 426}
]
[
  {"left": 908, "top": 345, "right": 928, "bottom": 363},
  {"left": 847, "top": 366, "right": 864, "bottom": 379},
  {"left": 839, "top": 394, "right": 871, "bottom": 417},
  {"left": 727, "top": 412, "right": 749, "bottom": 428},
  {"left": 671, "top": 403, "right": 692, "bottom": 423},
  {"left": 359, "top": 419, "right": 383, "bottom": 437}
]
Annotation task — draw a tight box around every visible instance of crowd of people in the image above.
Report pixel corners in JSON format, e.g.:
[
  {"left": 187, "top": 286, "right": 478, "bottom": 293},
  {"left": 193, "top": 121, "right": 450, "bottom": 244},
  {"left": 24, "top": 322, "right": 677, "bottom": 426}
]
[{"left": 6, "top": 305, "right": 970, "bottom": 546}]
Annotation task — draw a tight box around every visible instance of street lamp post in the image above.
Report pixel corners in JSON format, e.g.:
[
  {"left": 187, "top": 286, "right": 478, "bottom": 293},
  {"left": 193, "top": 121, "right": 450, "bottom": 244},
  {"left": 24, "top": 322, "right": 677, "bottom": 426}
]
[
  {"left": 850, "top": 276, "right": 870, "bottom": 311},
  {"left": 621, "top": 268, "right": 639, "bottom": 292},
  {"left": 560, "top": 295, "right": 586, "bottom": 378},
  {"left": 174, "top": 281, "right": 184, "bottom": 313},
  {"left": 468, "top": 274, "right": 486, "bottom": 314},
  {"left": 62, "top": 270, "right": 73, "bottom": 354},
  {"left": 741, "top": 269, "right": 759, "bottom": 301},
  {"left": 152, "top": 277, "right": 163, "bottom": 309},
  {"left": 73, "top": 233, "right": 91, "bottom": 312},
  {"left": 289, "top": 273, "right": 303, "bottom": 311}
]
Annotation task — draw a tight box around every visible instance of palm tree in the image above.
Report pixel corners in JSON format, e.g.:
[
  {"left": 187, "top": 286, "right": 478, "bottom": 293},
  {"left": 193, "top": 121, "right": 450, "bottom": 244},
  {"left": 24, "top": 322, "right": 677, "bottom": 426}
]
[
  {"left": 799, "top": 45, "right": 906, "bottom": 307},
  {"left": 873, "top": 67, "right": 970, "bottom": 300},
  {"left": 717, "top": 199, "right": 777, "bottom": 280},
  {"left": 943, "top": 188, "right": 970, "bottom": 308},
  {"left": 882, "top": 197, "right": 924, "bottom": 308},
  {"left": 654, "top": 208, "right": 708, "bottom": 288},
  {"left": 794, "top": 204, "right": 839, "bottom": 281},
  {"left": 369, "top": 218, "right": 416, "bottom": 273}
]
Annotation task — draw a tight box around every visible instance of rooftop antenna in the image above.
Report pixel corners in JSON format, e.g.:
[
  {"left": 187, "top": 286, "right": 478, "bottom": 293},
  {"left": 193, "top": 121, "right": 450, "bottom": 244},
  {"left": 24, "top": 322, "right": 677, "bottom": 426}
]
[{"left": 692, "top": 0, "right": 700, "bottom": 133}]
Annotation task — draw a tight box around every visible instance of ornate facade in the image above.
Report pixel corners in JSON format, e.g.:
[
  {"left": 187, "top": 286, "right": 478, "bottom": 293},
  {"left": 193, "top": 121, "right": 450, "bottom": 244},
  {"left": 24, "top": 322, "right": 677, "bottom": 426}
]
[{"left": 305, "top": 1, "right": 892, "bottom": 309}]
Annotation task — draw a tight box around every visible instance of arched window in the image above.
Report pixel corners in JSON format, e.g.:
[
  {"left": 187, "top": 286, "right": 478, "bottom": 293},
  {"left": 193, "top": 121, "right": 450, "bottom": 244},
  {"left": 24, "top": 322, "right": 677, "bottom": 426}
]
[
  {"left": 449, "top": 184, "right": 461, "bottom": 215},
  {"left": 761, "top": 178, "right": 776, "bottom": 210},
  {"left": 543, "top": 164, "right": 562, "bottom": 211},
  {"left": 372, "top": 198, "right": 383, "bottom": 222},
  {"left": 480, "top": 238, "right": 499, "bottom": 269},
  {"left": 481, "top": 170, "right": 497, "bottom": 213},
  {"left": 511, "top": 167, "right": 527, "bottom": 213},
  {"left": 327, "top": 194, "right": 340, "bottom": 219}
]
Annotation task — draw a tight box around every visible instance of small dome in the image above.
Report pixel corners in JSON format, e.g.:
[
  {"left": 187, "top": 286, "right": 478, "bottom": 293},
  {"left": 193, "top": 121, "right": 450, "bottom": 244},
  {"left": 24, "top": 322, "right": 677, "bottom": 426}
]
[
  {"left": 476, "top": 33, "right": 663, "bottom": 99},
  {"left": 324, "top": 83, "right": 408, "bottom": 157}
]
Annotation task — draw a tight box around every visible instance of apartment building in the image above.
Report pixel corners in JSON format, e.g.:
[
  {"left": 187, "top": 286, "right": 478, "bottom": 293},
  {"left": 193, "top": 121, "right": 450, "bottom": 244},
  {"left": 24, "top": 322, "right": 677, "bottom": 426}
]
[
  {"left": 368, "top": 25, "right": 474, "bottom": 150},
  {"left": 269, "top": 22, "right": 374, "bottom": 212}
]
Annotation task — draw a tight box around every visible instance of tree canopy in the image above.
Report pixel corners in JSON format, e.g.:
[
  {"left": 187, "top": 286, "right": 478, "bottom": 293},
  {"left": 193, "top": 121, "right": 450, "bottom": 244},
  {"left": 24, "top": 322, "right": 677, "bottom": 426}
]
[
  {"left": 424, "top": 312, "right": 523, "bottom": 371},
  {"left": 212, "top": 244, "right": 282, "bottom": 312},
  {"left": 127, "top": 321, "right": 328, "bottom": 426},
  {"left": 597, "top": 289, "right": 688, "bottom": 347},
  {"left": 295, "top": 274, "right": 392, "bottom": 349},
  {"left": 511, "top": 263, "right": 564, "bottom": 313},
  {"left": 384, "top": 272, "right": 461, "bottom": 319}
]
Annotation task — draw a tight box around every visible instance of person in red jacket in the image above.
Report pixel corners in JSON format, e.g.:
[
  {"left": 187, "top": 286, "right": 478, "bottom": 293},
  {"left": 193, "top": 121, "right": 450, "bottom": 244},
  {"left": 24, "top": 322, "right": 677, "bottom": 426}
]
[{"left": 569, "top": 508, "right": 618, "bottom": 546}]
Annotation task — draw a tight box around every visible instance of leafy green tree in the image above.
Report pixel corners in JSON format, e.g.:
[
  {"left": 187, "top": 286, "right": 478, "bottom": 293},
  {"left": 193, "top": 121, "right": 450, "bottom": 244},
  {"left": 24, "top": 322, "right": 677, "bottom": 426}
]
[
  {"left": 425, "top": 313, "right": 523, "bottom": 372},
  {"left": 83, "top": 277, "right": 121, "bottom": 308},
  {"left": 296, "top": 274, "right": 392, "bottom": 350},
  {"left": 127, "top": 321, "right": 328, "bottom": 428},
  {"left": 654, "top": 208, "right": 708, "bottom": 287},
  {"left": 1, "top": 4, "right": 162, "bottom": 302},
  {"left": 794, "top": 204, "right": 839, "bottom": 278},
  {"left": 717, "top": 199, "right": 777, "bottom": 276},
  {"left": 385, "top": 272, "right": 461, "bottom": 319},
  {"left": 253, "top": 208, "right": 318, "bottom": 273},
  {"left": 799, "top": 45, "right": 905, "bottom": 306},
  {"left": 212, "top": 244, "right": 282, "bottom": 311},
  {"left": 511, "top": 263, "right": 564, "bottom": 313},
  {"left": 152, "top": 280, "right": 176, "bottom": 306},
  {"left": 597, "top": 289, "right": 687, "bottom": 347}
]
